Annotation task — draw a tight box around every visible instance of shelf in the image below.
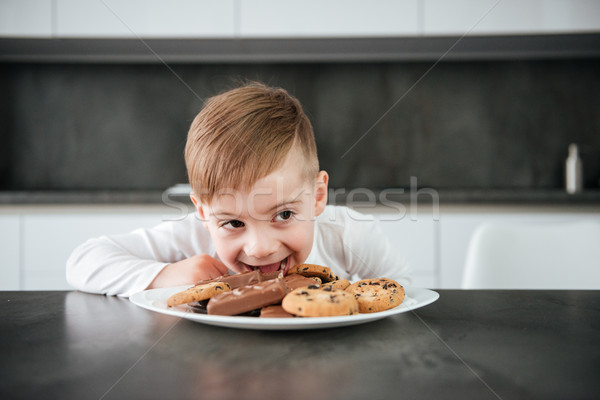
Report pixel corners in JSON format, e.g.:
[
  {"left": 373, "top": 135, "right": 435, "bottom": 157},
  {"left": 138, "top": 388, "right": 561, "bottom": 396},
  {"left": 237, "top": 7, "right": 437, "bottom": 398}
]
[{"left": 1, "top": 34, "right": 600, "bottom": 63}]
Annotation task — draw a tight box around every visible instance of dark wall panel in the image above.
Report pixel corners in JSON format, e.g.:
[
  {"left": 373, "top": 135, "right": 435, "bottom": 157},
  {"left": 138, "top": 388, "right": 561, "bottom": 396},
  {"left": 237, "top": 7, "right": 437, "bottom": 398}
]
[{"left": 2, "top": 59, "right": 599, "bottom": 191}]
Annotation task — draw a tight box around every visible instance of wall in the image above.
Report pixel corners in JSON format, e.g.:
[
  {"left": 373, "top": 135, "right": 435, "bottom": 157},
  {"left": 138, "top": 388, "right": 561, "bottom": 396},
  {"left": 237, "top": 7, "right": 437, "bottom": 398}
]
[{"left": 2, "top": 59, "right": 599, "bottom": 191}]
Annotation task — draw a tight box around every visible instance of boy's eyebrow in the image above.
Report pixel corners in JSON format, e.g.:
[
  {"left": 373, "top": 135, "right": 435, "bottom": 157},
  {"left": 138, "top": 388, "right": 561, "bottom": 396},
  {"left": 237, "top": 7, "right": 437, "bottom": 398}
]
[
  {"left": 265, "top": 198, "right": 302, "bottom": 214},
  {"left": 209, "top": 197, "right": 303, "bottom": 218},
  {"left": 262, "top": 189, "right": 306, "bottom": 214},
  {"left": 208, "top": 211, "right": 239, "bottom": 218}
]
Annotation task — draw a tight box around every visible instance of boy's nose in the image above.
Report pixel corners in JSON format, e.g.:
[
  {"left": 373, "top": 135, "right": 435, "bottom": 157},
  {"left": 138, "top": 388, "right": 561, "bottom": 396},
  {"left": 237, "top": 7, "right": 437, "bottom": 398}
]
[{"left": 244, "top": 230, "right": 278, "bottom": 259}]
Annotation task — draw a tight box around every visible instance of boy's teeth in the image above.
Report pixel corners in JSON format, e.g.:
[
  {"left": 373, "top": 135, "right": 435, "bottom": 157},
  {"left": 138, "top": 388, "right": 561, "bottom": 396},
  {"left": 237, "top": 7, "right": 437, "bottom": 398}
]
[
  {"left": 278, "top": 258, "right": 287, "bottom": 278},
  {"left": 252, "top": 258, "right": 288, "bottom": 274}
]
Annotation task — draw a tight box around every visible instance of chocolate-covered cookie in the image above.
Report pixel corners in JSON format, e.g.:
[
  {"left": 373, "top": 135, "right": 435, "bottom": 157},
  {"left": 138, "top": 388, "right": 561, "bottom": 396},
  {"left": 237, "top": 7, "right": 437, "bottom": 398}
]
[
  {"left": 207, "top": 279, "right": 288, "bottom": 316},
  {"left": 259, "top": 305, "right": 295, "bottom": 318}
]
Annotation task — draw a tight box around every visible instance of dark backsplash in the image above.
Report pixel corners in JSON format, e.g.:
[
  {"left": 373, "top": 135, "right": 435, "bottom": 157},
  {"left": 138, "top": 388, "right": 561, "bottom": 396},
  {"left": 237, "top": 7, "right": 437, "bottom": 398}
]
[{"left": 2, "top": 59, "right": 599, "bottom": 191}]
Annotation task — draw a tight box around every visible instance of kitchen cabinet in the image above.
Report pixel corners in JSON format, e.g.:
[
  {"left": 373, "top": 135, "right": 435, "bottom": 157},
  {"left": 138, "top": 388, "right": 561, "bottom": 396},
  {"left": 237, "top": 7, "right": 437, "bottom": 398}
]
[
  {"left": 0, "top": 215, "right": 20, "bottom": 290},
  {"left": 376, "top": 214, "right": 438, "bottom": 289},
  {"left": 22, "top": 210, "right": 174, "bottom": 290},
  {"left": 239, "top": 0, "right": 600, "bottom": 38},
  {"left": 2, "top": 0, "right": 598, "bottom": 61},
  {"left": 2, "top": 206, "right": 172, "bottom": 290},
  {"left": 439, "top": 206, "right": 600, "bottom": 288},
  {"left": 55, "top": 0, "right": 235, "bottom": 38},
  {"left": 3, "top": 205, "right": 599, "bottom": 290},
  {"left": 0, "top": 0, "right": 52, "bottom": 37},
  {"left": 3, "top": 0, "right": 599, "bottom": 39},
  {"left": 424, "top": 0, "right": 600, "bottom": 36},
  {"left": 2, "top": 205, "right": 437, "bottom": 290},
  {"left": 239, "top": 0, "right": 419, "bottom": 38}
]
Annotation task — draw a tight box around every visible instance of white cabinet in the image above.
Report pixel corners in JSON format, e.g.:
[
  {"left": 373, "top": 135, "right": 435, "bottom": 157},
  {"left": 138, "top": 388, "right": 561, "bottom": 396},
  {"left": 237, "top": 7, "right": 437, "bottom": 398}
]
[
  {"left": 423, "top": 0, "right": 600, "bottom": 36},
  {"left": 55, "top": 0, "right": 235, "bottom": 38},
  {"left": 439, "top": 207, "right": 600, "bottom": 288},
  {"left": 4, "top": 205, "right": 439, "bottom": 290},
  {"left": 4, "top": 204, "right": 600, "bottom": 290},
  {"left": 377, "top": 215, "right": 438, "bottom": 289},
  {"left": 0, "top": 0, "right": 52, "bottom": 37},
  {"left": 21, "top": 211, "right": 168, "bottom": 290},
  {"left": 239, "top": 0, "right": 419, "bottom": 38},
  {"left": 240, "top": 0, "right": 600, "bottom": 38},
  {"left": 4, "top": 0, "right": 598, "bottom": 39},
  {"left": 1, "top": 206, "right": 173, "bottom": 290},
  {"left": 0, "top": 215, "right": 21, "bottom": 290}
]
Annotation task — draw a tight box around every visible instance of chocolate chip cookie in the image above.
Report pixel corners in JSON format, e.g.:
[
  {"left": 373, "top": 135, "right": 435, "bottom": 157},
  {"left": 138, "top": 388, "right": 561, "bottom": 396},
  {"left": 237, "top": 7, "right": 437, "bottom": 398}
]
[
  {"left": 320, "top": 279, "right": 351, "bottom": 290},
  {"left": 345, "top": 278, "right": 404, "bottom": 313},
  {"left": 287, "top": 264, "right": 336, "bottom": 283},
  {"left": 167, "top": 281, "right": 231, "bottom": 307},
  {"left": 282, "top": 286, "right": 359, "bottom": 317}
]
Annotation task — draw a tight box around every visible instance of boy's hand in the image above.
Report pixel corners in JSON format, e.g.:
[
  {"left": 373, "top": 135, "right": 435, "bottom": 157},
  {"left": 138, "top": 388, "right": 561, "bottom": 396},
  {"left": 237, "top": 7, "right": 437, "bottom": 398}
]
[{"left": 147, "top": 254, "right": 229, "bottom": 289}]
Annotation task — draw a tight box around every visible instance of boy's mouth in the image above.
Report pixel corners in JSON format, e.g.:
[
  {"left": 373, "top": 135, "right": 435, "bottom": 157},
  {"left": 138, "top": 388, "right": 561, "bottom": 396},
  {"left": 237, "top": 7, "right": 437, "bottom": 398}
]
[{"left": 243, "top": 257, "right": 289, "bottom": 275}]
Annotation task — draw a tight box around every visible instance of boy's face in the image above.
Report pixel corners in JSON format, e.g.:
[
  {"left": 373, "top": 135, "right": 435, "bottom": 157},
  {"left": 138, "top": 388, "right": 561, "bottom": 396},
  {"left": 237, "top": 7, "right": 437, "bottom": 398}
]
[{"left": 192, "top": 148, "right": 328, "bottom": 275}]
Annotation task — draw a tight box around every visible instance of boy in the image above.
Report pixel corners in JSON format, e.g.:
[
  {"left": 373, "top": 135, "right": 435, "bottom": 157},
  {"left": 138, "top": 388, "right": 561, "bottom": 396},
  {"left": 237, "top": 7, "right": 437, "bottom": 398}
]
[{"left": 66, "top": 82, "right": 411, "bottom": 297}]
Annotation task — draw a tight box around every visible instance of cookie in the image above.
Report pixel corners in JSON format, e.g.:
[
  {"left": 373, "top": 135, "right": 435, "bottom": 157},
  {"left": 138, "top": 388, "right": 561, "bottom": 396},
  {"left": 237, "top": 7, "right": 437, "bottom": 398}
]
[
  {"left": 321, "top": 279, "right": 350, "bottom": 290},
  {"left": 281, "top": 286, "right": 359, "bottom": 317},
  {"left": 287, "top": 264, "right": 335, "bottom": 283},
  {"left": 167, "top": 281, "right": 231, "bottom": 307},
  {"left": 345, "top": 278, "right": 404, "bottom": 313}
]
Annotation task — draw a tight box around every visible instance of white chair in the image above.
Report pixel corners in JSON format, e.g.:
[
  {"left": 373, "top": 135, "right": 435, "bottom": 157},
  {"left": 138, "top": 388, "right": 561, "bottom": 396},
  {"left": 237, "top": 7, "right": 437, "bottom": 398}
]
[{"left": 462, "top": 220, "right": 600, "bottom": 289}]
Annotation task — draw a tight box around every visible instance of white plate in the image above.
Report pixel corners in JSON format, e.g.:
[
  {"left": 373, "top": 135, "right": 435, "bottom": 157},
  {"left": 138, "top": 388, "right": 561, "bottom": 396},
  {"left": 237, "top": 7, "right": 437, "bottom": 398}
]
[{"left": 130, "top": 286, "right": 439, "bottom": 330}]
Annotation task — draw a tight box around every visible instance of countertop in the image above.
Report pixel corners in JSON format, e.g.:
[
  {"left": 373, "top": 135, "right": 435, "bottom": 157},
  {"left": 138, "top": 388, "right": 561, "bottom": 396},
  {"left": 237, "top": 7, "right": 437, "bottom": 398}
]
[
  {"left": 1, "top": 289, "right": 599, "bottom": 399},
  {"left": 1, "top": 188, "right": 600, "bottom": 205}
]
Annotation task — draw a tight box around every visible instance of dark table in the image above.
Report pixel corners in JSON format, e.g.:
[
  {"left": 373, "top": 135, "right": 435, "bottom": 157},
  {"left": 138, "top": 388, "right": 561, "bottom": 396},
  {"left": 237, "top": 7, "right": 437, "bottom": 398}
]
[{"left": 1, "top": 290, "right": 598, "bottom": 400}]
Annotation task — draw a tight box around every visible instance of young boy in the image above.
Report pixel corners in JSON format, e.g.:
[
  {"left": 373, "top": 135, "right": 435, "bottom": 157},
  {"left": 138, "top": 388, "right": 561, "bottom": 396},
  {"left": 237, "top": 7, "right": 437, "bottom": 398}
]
[{"left": 66, "top": 82, "right": 411, "bottom": 297}]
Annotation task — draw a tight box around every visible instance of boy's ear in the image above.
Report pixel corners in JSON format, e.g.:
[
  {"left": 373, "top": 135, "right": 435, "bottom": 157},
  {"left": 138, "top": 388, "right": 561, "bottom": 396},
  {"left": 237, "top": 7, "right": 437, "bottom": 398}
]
[
  {"left": 190, "top": 193, "right": 209, "bottom": 225},
  {"left": 313, "top": 171, "right": 329, "bottom": 217}
]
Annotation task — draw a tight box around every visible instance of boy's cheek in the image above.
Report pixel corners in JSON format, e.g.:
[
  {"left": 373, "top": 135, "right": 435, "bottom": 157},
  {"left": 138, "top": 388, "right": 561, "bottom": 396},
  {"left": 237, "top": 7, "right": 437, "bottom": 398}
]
[
  {"left": 288, "top": 224, "right": 315, "bottom": 250},
  {"left": 212, "top": 242, "right": 238, "bottom": 270}
]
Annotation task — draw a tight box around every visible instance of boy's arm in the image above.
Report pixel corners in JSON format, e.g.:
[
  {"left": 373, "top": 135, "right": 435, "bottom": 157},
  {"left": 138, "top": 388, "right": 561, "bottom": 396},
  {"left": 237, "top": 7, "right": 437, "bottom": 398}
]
[
  {"left": 66, "top": 214, "right": 226, "bottom": 297},
  {"left": 146, "top": 254, "right": 228, "bottom": 289}
]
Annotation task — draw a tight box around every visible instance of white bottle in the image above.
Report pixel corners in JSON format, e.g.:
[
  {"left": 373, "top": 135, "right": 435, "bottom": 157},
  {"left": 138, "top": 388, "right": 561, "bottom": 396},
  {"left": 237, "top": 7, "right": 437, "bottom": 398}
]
[{"left": 565, "top": 143, "right": 583, "bottom": 194}]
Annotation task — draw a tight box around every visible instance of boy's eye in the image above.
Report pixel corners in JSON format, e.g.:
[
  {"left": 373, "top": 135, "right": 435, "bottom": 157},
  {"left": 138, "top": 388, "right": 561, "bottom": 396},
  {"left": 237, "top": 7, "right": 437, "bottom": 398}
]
[
  {"left": 274, "top": 210, "right": 294, "bottom": 222},
  {"left": 223, "top": 220, "right": 244, "bottom": 229}
]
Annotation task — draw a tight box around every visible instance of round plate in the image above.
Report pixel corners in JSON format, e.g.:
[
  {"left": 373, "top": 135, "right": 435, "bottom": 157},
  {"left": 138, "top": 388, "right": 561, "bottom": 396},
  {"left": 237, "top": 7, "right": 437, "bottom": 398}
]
[{"left": 130, "top": 285, "right": 439, "bottom": 330}]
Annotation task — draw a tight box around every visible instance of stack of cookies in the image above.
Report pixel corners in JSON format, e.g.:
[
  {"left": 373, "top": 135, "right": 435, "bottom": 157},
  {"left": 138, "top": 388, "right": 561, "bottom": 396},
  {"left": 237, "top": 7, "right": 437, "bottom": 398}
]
[{"left": 167, "top": 264, "right": 405, "bottom": 318}]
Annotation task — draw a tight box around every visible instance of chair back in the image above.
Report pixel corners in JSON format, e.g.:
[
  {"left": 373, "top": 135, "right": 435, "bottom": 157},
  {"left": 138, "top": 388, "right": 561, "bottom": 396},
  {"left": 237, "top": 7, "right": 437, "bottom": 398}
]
[{"left": 462, "top": 220, "right": 600, "bottom": 289}]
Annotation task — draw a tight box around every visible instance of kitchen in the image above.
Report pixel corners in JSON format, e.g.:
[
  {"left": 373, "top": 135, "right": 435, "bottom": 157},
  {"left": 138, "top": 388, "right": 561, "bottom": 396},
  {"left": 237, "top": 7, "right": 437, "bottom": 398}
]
[{"left": 1, "top": 1, "right": 600, "bottom": 399}]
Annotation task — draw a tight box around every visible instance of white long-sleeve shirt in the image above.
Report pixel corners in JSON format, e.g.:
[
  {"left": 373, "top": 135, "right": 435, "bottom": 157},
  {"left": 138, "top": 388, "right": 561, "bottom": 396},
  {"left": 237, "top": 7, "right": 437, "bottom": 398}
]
[{"left": 66, "top": 205, "right": 411, "bottom": 297}]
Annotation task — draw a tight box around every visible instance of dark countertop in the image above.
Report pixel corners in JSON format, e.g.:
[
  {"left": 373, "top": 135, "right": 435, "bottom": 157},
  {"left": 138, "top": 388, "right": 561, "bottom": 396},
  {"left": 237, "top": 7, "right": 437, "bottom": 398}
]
[
  {"left": 1, "top": 290, "right": 599, "bottom": 400},
  {"left": 1, "top": 188, "right": 600, "bottom": 205}
]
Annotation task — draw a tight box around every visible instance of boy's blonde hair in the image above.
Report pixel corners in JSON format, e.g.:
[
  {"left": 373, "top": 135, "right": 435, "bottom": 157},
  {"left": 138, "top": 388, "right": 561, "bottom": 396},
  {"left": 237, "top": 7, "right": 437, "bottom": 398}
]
[{"left": 185, "top": 82, "right": 319, "bottom": 203}]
